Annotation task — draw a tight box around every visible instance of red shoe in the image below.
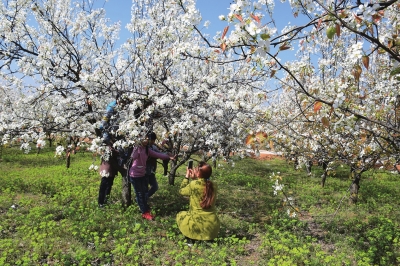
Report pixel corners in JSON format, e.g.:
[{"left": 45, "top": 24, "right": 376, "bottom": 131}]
[{"left": 142, "top": 211, "right": 154, "bottom": 221}]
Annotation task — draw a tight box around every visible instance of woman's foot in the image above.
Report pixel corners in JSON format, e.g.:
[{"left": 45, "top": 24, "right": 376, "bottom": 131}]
[{"left": 142, "top": 211, "right": 155, "bottom": 221}]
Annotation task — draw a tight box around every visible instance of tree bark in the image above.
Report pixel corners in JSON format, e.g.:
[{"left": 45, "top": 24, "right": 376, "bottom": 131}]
[
  {"left": 121, "top": 174, "right": 132, "bottom": 208},
  {"left": 321, "top": 161, "right": 328, "bottom": 187},
  {"left": 349, "top": 169, "right": 362, "bottom": 204},
  {"left": 212, "top": 157, "right": 217, "bottom": 168},
  {"left": 66, "top": 149, "right": 71, "bottom": 168},
  {"left": 293, "top": 157, "right": 299, "bottom": 170},
  {"left": 168, "top": 160, "right": 178, "bottom": 185},
  {"left": 306, "top": 160, "right": 313, "bottom": 175},
  {"left": 395, "top": 164, "right": 400, "bottom": 174}
]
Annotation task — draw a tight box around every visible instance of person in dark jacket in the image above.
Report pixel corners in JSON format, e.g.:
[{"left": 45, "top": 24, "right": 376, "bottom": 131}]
[
  {"left": 97, "top": 93, "right": 131, "bottom": 207},
  {"left": 99, "top": 93, "right": 130, "bottom": 145},
  {"left": 160, "top": 135, "right": 172, "bottom": 176},
  {"left": 145, "top": 132, "right": 167, "bottom": 200}
]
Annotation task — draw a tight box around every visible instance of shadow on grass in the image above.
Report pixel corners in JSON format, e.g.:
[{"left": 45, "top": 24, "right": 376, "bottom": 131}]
[
  {"left": 2, "top": 153, "right": 65, "bottom": 168},
  {"left": 152, "top": 195, "right": 188, "bottom": 217}
]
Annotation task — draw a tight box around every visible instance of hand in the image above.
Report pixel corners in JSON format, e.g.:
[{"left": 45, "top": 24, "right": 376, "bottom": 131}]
[{"left": 186, "top": 168, "right": 195, "bottom": 179}]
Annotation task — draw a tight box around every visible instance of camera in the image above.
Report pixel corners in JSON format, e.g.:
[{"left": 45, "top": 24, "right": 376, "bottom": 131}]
[{"left": 188, "top": 160, "right": 193, "bottom": 169}]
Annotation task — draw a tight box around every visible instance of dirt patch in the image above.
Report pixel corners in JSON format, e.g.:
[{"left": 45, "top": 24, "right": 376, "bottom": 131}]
[
  {"left": 248, "top": 152, "right": 283, "bottom": 161},
  {"left": 298, "top": 212, "right": 336, "bottom": 253},
  {"left": 255, "top": 154, "right": 282, "bottom": 160},
  {"left": 249, "top": 152, "right": 337, "bottom": 253}
]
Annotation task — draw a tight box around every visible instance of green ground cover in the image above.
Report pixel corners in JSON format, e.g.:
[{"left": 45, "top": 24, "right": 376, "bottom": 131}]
[{"left": 0, "top": 147, "right": 399, "bottom": 265}]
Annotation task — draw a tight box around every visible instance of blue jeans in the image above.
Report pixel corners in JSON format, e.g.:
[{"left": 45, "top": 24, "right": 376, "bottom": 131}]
[
  {"left": 147, "top": 173, "right": 159, "bottom": 199},
  {"left": 129, "top": 176, "right": 149, "bottom": 214}
]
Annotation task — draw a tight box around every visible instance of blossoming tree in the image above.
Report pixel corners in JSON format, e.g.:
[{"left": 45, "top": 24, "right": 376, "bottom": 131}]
[
  {"left": 0, "top": 0, "right": 268, "bottom": 206},
  {"left": 188, "top": 0, "right": 399, "bottom": 203},
  {"left": 2, "top": 0, "right": 399, "bottom": 206}
]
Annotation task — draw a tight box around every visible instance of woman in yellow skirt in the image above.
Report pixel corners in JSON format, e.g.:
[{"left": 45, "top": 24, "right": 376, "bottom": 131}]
[{"left": 176, "top": 161, "right": 220, "bottom": 241}]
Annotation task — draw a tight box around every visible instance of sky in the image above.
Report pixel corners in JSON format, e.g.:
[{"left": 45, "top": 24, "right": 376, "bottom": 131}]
[
  {"left": 97, "top": 0, "right": 306, "bottom": 84},
  {"left": 14, "top": 0, "right": 304, "bottom": 89},
  {"left": 100, "top": 0, "right": 300, "bottom": 45},
  {"left": 101, "top": 0, "right": 234, "bottom": 42}
]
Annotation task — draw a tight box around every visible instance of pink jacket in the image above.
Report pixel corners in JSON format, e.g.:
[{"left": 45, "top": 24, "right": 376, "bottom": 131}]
[{"left": 129, "top": 146, "right": 170, "bottom": 178}]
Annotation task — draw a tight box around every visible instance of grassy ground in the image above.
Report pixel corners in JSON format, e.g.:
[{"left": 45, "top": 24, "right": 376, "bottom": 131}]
[{"left": 0, "top": 146, "right": 399, "bottom": 265}]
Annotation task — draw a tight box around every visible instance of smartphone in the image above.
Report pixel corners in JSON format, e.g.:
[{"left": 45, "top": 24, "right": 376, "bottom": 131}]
[{"left": 188, "top": 160, "right": 193, "bottom": 169}]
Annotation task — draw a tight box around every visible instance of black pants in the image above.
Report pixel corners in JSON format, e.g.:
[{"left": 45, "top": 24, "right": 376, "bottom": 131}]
[
  {"left": 98, "top": 165, "right": 127, "bottom": 205},
  {"left": 98, "top": 176, "right": 115, "bottom": 205},
  {"left": 162, "top": 159, "right": 169, "bottom": 176}
]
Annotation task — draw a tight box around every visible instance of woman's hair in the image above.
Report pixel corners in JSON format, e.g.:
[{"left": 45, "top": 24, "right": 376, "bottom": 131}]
[
  {"left": 198, "top": 161, "right": 215, "bottom": 209},
  {"left": 147, "top": 131, "right": 157, "bottom": 141}
]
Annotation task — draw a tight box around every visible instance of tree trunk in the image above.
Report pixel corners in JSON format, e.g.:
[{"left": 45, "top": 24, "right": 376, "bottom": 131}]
[
  {"left": 349, "top": 169, "right": 362, "bottom": 204},
  {"left": 201, "top": 150, "right": 208, "bottom": 162},
  {"left": 121, "top": 174, "right": 132, "bottom": 208},
  {"left": 168, "top": 160, "right": 178, "bottom": 185},
  {"left": 66, "top": 149, "right": 71, "bottom": 168},
  {"left": 306, "top": 160, "right": 313, "bottom": 175},
  {"left": 395, "top": 164, "right": 400, "bottom": 174},
  {"left": 321, "top": 161, "right": 328, "bottom": 187},
  {"left": 212, "top": 157, "right": 217, "bottom": 168},
  {"left": 293, "top": 157, "right": 299, "bottom": 170}
]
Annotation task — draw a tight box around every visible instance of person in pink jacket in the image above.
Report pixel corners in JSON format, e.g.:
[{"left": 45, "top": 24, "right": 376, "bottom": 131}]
[{"left": 129, "top": 138, "right": 175, "bottom": 220}]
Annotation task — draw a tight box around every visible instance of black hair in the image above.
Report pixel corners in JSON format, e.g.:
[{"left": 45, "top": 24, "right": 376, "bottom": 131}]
[
  {"left": 147, "top": 132, "right": 157, "bottom": 140},
  {"left": 116, "top": 92, "right": 122, "bottom": 100}
]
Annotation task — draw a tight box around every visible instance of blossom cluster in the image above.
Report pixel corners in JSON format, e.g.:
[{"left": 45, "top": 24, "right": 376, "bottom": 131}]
[
  {"left": 270, "top": 172, "right": 298, "bottom": 218},
  {"left": 36, "top": 139, "right": 46, "bottom": 149},
  {"left": 55, "top": 145, "right": 65, "bottom": 158}
]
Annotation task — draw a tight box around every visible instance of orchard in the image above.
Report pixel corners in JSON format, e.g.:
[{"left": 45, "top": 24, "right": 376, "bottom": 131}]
[{"left": 0, "top": 0, "right": 399, "bottom": 229}]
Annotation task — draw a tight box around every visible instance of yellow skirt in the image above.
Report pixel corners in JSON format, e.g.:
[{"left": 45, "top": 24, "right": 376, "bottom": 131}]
[{"left": 176, "top": 210, "right": 220, "bottom": 240}]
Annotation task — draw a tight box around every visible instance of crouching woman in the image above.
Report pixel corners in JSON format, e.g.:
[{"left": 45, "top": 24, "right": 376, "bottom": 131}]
[{"left": 176, "top": 161, "right": 220, "bottom": 241}]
